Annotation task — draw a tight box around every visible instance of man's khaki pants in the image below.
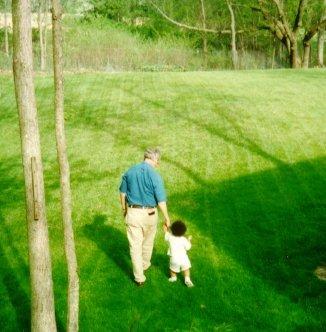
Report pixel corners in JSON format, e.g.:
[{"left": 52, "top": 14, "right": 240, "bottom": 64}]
[{"left": 125, "top": 207, "right": 158, "bottom": 283}]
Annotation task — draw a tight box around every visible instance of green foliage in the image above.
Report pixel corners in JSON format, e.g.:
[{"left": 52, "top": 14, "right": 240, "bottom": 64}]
[
  {"left": 61, "top": 16, "right": 204, "bottom": 71},
  {"left": 0, "top": 70, "right": 325, "bottom": 330},
  {"left": 88, "top": 0, "right": 144, "bottom": 21},
  {"left": 83, "top": 0, "right": 326, "bottom": 68}
]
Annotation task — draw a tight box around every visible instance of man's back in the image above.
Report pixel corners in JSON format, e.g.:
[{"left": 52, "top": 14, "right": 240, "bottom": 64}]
[{"left": 120, "top": 161, "right": 166, "bottom": 207}]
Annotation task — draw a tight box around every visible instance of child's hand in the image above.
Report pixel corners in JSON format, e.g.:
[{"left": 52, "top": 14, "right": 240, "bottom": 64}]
[
  {"left": 163, "top": 224, "right": 168, "bottom": 232},
  {"left": 188, "top": 235, "right": 192, "bottom": 241}
]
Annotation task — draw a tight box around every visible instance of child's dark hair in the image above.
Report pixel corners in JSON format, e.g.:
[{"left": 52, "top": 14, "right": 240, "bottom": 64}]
[{"left": 170, "top": 220, "right": 187, "bottom": 237}]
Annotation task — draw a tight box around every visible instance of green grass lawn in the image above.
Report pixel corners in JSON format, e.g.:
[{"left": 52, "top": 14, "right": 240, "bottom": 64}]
[{"left": 0, "top": 69, "right": 325, "bottom": 331}]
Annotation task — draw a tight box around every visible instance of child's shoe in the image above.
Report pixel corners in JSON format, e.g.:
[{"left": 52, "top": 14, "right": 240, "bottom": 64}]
[
  {"left": 168, "top": 276, "right": 177, "bottom": 282},
  {"left": 185, "top": 278, "right": 194, "bottom": 287}
]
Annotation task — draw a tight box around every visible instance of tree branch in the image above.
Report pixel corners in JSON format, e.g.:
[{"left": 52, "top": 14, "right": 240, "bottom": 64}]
[
  {"left": 150, "top": 1, "right": 232, "bottom": 34},
  {"left": 271, "top": 0, "right": 293, "bottom": 40},
  {"left": 256, "top": 1, "right": 286, "bottom": 40},
  {"left": 293, "top": 0, "right": 308, "bottom": 33},
  {"left": 303, "top": 18, "right": 326, "bottom": 43}
]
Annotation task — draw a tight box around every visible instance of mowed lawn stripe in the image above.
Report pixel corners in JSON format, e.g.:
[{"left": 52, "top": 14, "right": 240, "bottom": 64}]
[{"left": 0, "top": 70, "right": 325, "bottom": 331}]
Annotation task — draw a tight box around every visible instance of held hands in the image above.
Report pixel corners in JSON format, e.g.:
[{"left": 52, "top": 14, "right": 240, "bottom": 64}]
[
  {"left": 163, "top": 217, "right": 170, "bottom": 232},
  {"left": 164, "top": 218, "right": 171, "bottom": 228}
]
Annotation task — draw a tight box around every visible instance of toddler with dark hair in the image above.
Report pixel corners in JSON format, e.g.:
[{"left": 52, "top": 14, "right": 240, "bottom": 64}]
[{"left": 163, "top": 220, "right": 194, "bottom": 287}]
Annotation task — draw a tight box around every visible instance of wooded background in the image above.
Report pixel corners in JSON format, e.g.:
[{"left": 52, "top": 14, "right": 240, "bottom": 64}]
[{"left": 1, "top": 0, "right": 325, "bottom": 70}]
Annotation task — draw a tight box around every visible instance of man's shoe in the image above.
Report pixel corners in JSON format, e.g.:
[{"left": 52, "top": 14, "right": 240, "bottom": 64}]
[{"left": 135, "top": 281, "right": 145, "bottom": 287}]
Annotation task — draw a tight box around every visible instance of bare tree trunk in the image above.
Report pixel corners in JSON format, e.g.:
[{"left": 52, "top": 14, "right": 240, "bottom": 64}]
[
  {"left": 317, "top": 0, "right": 326, "bottom": 67},
  {"left": 43, "top": 0, "right": 48, "bottom": 71},
  {"left": 4, "top": 0, "right": 9, "bottom": 56},
  {"left": 11, "top": 1, "right": 57, "bottom": 331},
  {"left": 200, "top": 0, "right": 208, "bottom": 68},
  {"left": 318, "top": 29, "right": 325, "bottom": 67},
  {"left": 51, "top": 1, "right": 79, "bottom": 331},
  {"left": 271, "top": 37, "right": 276, "bottom": 69},
  {"left": 302, "top": 41, "right": 310, "bottom": 68},
  {"left": 38, "top": 3, "right": 44, "bottom": 70},
  {"left": 38, "top": 0, "right": 47, "bottom": 71},
  {"left": 290, "top": 40, "right": 300, "bottom": 68},
  {"left": 226, "top": 0, "right": 238, "bottom": 69}
]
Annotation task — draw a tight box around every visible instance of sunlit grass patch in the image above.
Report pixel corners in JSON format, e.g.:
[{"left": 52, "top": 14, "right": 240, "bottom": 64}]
[{"left": 0, "top": 69, "right": 325, "bottom": 331}]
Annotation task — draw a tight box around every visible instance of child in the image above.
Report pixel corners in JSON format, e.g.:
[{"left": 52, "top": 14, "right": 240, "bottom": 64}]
[{"left": 164, "top": 220, "right": 194, "bottom": 287}]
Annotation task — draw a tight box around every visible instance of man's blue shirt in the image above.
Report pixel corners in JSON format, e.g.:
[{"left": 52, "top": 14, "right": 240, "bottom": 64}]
[{"left": 119, "top": 162, "right": 167, "bottom": 207}]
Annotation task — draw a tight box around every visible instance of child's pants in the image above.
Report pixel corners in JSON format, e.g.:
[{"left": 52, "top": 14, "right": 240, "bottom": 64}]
[{"left": 125, "top": 207, "right": 158, "bottom": 283}]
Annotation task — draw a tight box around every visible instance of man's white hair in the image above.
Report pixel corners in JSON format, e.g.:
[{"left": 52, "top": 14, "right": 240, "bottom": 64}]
[{"left": 144, "top": 148, "right": 161, "bottom": 161}]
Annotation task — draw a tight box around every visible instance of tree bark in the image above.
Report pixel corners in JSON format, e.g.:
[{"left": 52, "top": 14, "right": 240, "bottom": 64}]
[
  {"left": 317, "top": 0, "right": 326, "bottom": 67},
  {"left": 290, "top": 40, "right": 299, "bottom": 68},
  {"left": 4, "top": 0, "right": 9, "bottom": 56},
  {"left": 271, "top": 37, "right": 276, "bottom": 69},
  {"left": 256, "top": 0, "right": 306, "bottom": 69},
  {"left": 302, "top": 20, "right": 326, "bottom": 68},
  {"left": 11, "top": 1, "right": 57, "bottom": 331},
  {"left": 302, "top": 41, "right": 310, "bottom": 68},
  {"left": 38, "top": 0, "right": 46, "bottom": 71},
  {"left": 318, "top": 29, "right": 325, "bottom": 67},
  {"left": 226, "top": 0, "right": 238, "bottom": 69},
  {"left": 51, "top": 1, "right": 79, "bottom": 331},
  {"left": 43, "top": 0, "right": 48, "bottom": 71}
]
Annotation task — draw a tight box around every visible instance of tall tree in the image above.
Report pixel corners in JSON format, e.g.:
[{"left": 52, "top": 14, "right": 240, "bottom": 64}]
[
  {"left": 11, "top": 0, "right": 57, "bottom": 331},
  {"left": 51, "top": 1, "right": 79, "bottom": 331},
  {"left": 255, "top": 0, "right": 326, "bottom": 68},
  {"left": 38, "top": 0, "right": 48, "bottom": 70},
  {"left": 150, "top": 0, "right": 242, "bottom": 67},
  {"left": 200, "top": 0, "right": 208, "bottom": 66},
  {"left": 226, "top": 0, "right": 238, "bottom": 69},
  {"left": 255, "top": 0, "right": 307, "bottom": 68},
  {"left": 317, "top": 27, "right": 325, "bottom": 66},
  {"left": 302, "top": 0, "right": 326, "bottom": 67}
]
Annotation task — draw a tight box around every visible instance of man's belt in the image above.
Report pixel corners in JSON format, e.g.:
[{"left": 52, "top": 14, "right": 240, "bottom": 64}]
[{"left": 128, "top": 204, "right": 155, "bottom": 209}]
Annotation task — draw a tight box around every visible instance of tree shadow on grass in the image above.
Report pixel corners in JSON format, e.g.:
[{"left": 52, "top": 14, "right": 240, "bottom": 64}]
[
  {"left": 0, "top": 236, "right": 30, "bottom": 331},
  {"left": 0, "top": 160, "right": 30, "bottom": 331},
  {"left": 0, "top": 159, "right": 64, "bottom": 332},
  {"left": 83, "top": 214, "right": 132, "bottom": 279},
  {"left": 69, "top": 80, "right": 287, "bottom": 184},
  {"left": 170, "top": 156, "right": 326, "bottom": 303},
  {"left": 83, "top": 214, "right": 170, "bottom": 281}
]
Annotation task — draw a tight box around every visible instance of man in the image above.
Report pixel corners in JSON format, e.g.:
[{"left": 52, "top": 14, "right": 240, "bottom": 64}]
[{"left": 119, "top": 148, "right": 171, "bottom": 286}]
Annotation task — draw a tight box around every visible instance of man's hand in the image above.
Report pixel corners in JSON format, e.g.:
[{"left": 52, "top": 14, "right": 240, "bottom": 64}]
[
  {"left": 164, "top": 217, "right": 171, "bottom": 228},
  {"left": 158, "top": 201, "right": 171, "bottom": 227},
  {"left": 163, "top": 224, "right": 168, "bottom": 232},
  {"left": 119, "top": 192, "right": 127, "bottom": 218}
]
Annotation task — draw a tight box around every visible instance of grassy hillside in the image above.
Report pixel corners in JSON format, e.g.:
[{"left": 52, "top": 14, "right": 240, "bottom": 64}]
[{"left": 0, "top": 69, "right": 325, "bottom": 331}]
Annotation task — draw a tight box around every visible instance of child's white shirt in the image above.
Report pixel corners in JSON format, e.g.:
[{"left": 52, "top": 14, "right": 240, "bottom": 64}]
[{"left": 164, "top": 232, "right": 191, "bottom": 264}]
